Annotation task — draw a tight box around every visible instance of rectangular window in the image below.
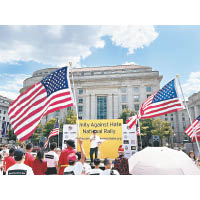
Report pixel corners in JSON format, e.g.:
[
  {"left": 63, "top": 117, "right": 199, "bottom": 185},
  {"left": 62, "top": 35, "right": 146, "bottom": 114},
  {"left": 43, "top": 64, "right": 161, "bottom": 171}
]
[
  {"left": 3, "top": 111, "right": 6, "bottom": 115},
  {"left": 3, "top": 117, "right": 5, "bottom": 120},
  {"left": 171, "top": 118, "right": 174, "bottom": 121},
  {"left": 165, "top": 114, "right": 168, "bottom": 116},
  {"left": 121, "top": 87, "right": 126, "bottom": 93},
  {"left": 146, "top": 86, "right": 152, "bottom": 92},
  {"left": 78, "top": 89, "right": 83, "bottom": 95},
  {"left": 171, "top": 114, "right": 173, "bottom": 116},
  {"left": 134, "top": 104, "right": 139, "bottom": 111},
  {"left": 67, "top": 107, "right": 72, "bottom": 111},
  {"left": 133, "top": 95, "right": 139, "bottom": 102},
  {"left": 122, "top": 105, "right": 128, "bottom": 110},
  {"left": 78, "top": 106, "right": 83, "bottom": 112},
  {"left": 97, "top": 96, "right": 107, "bottom": 119},
  {"left": 165, "top": 118, "right": 168, "bottom": 121},
  {"left": 182, "top": 117, "right": 185, "bottom": 121},
  {"left": 121, "top": 95, "right": 127, "bottom": 102},
  {"left": 78, "top": 106, "right": 83, "bottom": 117},
  {"left": 0, "top": 110, "right": 1, "bottom": 114},
  {"left": 78, "top": 98, "right": 83, "bottom": 104},
  {"left": 133, "top": 87, "right": 139, "bottom": 93}
]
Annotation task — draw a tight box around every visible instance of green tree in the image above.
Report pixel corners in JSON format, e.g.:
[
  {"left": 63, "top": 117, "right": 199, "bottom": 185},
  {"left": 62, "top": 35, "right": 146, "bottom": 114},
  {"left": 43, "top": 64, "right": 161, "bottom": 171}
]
[
  {"left": 31, "top": 122, "right": 43, "bottom": 145},
  {"left": 8, "top": 129, "right": 16, "bottom": 141},
  {"left": 43, "top": 118, "right": 57, "bottom": 137},
  {"left": 140, "top": 119, "right": 153, "bottom": 136},
  {"left": 152, "top": 118, "right": 172, "bottom": 145},
  {"left": 118, "top": 109, "right": 136, "bottom": 124},
  {"left": 65, "top": 109, "right": 77, "bottom": 124}
]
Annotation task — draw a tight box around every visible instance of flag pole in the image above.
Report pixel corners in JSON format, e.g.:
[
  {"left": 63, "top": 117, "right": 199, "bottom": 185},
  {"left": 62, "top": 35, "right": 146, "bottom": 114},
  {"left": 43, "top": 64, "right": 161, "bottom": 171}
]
[
  {"left": 138, "top": 119, "right": 142, "bottom": 150},
  {"left": 176, "top": 75, "right": 200, "bottom": 154},
  {"left": 69, "top": 62, "right": 81, "bottom": 139},
  {"left": 57, "top": 118, "right": 59, "bottom": 148}
]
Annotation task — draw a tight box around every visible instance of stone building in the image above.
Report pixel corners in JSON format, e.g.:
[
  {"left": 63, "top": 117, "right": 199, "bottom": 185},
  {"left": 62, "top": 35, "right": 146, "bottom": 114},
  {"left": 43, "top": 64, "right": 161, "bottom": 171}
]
[
  {"left": 20, "top": 64, "right": 192, "bottom": 143},
  {"left": 0, "top": 95, "right": 12, "bottom": 143},
  {"left": 188, "top": 91, "right": 200, "bottom": 121},
  {"left": 20, "top": 64, "right": 162, "bottom": 123},
  {"left": 160, "top": 107, "right": 190, "bottom": 143}
]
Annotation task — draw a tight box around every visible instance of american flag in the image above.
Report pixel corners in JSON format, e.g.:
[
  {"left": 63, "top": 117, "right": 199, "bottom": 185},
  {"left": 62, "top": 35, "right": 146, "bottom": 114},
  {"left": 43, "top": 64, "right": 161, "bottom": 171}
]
[
  {"left": 137, "top": 79, "right": 184, "bottom": 119},
  {"left": 44, "top": 120, "right": 59, "bottom": 149},
  {"left": 185, "top": 115, "right": 200, "bottom": 138},
  {"left": 126, "top": 115, "right": 137, "bottom": 129},
  {"left": 8, "top": 67, "right": 74, "bottom": 142}
]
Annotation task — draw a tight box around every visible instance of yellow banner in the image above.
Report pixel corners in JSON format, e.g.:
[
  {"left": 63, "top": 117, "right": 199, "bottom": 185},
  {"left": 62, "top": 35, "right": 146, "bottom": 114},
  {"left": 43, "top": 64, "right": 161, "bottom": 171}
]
[{"left": 77, "top": 119, "right": 123, "bottom": 159}]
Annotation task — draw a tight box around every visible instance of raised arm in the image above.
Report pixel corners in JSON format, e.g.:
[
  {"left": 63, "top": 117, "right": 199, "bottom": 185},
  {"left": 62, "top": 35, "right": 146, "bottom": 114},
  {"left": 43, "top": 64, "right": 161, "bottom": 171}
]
[{"left": 79, "top": 139, "right": 86, "bottom": 164}]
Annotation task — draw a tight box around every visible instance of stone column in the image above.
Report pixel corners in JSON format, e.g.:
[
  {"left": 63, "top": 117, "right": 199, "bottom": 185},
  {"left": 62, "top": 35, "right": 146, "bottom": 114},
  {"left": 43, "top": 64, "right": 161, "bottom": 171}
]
[
  {"left": 91, "top": 95, "right": 96, "bottom": 119},
  {"left": 113, "top": 94, "right": 119, "bottom": 119},
  {"left": 107, "top": 94, "right": 113, "bottom": 119},
  {"left": 85, "top": 94, "right": 90, "bottom": 120}
]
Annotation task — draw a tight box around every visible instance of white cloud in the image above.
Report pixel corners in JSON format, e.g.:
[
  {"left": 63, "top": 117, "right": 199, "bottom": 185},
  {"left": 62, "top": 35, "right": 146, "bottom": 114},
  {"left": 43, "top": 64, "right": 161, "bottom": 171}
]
[
  {"left": 123, "top": 61, "right": 137, "bottom": 65},
  {"left": 0, "top": 73, "right": 29, "bottom": 99},
  {"left": 0, "top": 25, "right": 158, "bottom": 66},
  {"left": 101, "top": 26, "right": 158, "bottom": 54},
  {"left": 182, "top": 71, "right": 200, "bottom": 98}
]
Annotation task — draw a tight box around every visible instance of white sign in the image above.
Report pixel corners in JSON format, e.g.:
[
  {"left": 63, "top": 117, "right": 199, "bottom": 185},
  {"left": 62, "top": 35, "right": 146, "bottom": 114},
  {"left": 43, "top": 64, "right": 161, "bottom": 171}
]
[
  {"left": 122, "top": 124, "right": 138, "bottom": 158},
  {"left": 62, "top": 125, "right": 77, "bottom": 150}
]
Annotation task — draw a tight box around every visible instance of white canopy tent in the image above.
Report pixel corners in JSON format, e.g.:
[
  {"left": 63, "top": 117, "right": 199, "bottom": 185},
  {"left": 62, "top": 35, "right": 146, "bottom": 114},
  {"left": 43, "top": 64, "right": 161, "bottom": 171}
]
[{"left": 128, "top": 147, "right": 200, "bottom": 175}]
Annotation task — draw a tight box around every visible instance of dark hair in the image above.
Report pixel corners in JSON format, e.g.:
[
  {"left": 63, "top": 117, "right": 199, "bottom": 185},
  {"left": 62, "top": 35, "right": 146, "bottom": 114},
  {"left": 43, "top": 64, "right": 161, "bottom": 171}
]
[
  {"left": 68, "top": 160, "right": 75, "bottom": 166},
  {"left": 26, "top": 143, "right": 33, "bottom": 150},
  {"left": 104, "top": 158, "right": 111, "bottom": 166},
  {"left": 94, "top": 158, "right": 101, "bottom": 166},
  {"left": 189, "top": 151, "right": 196, "bottom": 159},
  {"left": 36, "top": 150, "right": 44, "bottom": 163},
  {"left": 66, "top": 140, "right": 75, "bottom": 148},
  {"left": 4, "top": 144, "right": 8, "bottom": 148},
  {"left": 76, "top": 152, "right": 81, "bottom": 161},
  {"left": 9, "top": 148, "right": 15, "bottom": 155},
  {"left": 50, "top": 142, "right": 57, "bottom": 150}
]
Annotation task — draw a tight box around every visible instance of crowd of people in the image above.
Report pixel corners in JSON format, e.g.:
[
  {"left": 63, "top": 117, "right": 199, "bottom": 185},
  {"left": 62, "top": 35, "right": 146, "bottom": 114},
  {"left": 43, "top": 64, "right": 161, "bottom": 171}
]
[
  {"left": 1, "top": 129, "right": 200, "bottom": 175},
  {"left": 0, "top": 137, "right": 130, "bottom": 175}
]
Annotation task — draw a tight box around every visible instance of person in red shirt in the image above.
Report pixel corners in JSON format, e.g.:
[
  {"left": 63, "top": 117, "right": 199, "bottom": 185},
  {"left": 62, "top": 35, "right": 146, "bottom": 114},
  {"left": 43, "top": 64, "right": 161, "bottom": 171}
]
[
  {"left": 3, "top": 148, "right": 16, "bottom": 173},
  {"left": 32, "top": 150, "right": 47, "bottom": 175},
  {"left": 58, "top": 139, "right": 76, "bottom": 175},
  {"left": 24, "top": 143, "right": 35, "bottom": 168}
]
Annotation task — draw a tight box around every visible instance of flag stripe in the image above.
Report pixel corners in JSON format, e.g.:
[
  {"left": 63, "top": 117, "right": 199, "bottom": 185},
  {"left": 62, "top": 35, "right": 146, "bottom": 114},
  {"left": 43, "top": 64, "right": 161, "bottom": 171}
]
[
  {"left": 9, "top": 87, "right": 46, "bottom": 119},
  {"left": 12, "top": 91, "right": 71, "bottom": 131},
  {"left": 15, "top": 96, "right": 73, "bottom": 135},
  {"left": 9, "top": 67, "right": 74, "bottom": 142},
  {"left": 9, "top": 83, "right": 42, "bottom": 112},
  {"left": 185, "top": 118, "right": 200, "bottom": 138}
]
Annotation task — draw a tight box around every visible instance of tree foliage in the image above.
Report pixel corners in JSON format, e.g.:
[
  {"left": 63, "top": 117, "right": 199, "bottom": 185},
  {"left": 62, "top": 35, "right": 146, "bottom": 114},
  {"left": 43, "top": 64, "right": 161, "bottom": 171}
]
[
  {"left": 151, "top": 118, "right": 172, "bottom": 139},
  {"left": 65, "top": 109, "right": 77, "bottom": 124},
  {"left": 118, "top": 109, "right": 136, "bottom": 124},
  {"left": 43, "top": 118, "right": 57, "bottom": 137}
]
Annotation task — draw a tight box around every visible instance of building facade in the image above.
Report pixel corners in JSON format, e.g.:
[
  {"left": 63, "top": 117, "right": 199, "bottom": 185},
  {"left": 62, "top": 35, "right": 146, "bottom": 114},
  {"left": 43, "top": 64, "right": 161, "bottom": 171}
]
[
  {"left": 20, "top": 64, "right": 162, "bottom": 123},
  {"left": 160, "top": 108, "right": 190, "bottom": 143},
  {"left": 188, "top": 91, "right": 200, "bottom": 121},
  {"left": 0, "top": 95, "right": 12, "bottom": 143},
  {"left": 20, "top": 64, "right": 192, "bottom": 143}
]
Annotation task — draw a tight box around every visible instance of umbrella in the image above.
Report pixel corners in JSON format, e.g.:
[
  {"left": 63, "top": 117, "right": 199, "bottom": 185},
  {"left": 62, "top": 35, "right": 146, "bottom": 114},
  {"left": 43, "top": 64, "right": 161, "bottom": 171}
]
[{"left": 128, "top": 147, "right": 200, "bottom": 175}]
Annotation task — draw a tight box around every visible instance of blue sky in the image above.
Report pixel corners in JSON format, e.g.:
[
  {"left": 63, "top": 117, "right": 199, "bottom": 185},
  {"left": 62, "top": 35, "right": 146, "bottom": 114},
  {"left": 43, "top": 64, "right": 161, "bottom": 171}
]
[{"left": 0, "top": 25, "right": 200, "bottom": 99}]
